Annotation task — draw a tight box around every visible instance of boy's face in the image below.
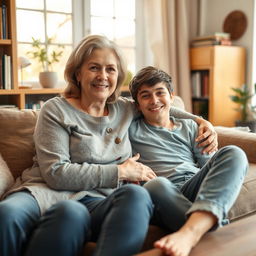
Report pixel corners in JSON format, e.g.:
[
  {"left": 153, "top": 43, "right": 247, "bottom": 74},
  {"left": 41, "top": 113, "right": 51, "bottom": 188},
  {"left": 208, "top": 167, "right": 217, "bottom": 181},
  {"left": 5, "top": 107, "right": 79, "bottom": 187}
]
[{"left": 136, "top": 82, "right": 174, "bottom": 126}]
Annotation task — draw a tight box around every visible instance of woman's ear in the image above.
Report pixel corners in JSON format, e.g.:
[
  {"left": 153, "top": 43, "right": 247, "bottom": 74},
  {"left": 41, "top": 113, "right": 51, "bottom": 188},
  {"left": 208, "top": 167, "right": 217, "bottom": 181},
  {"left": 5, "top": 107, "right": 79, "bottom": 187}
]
[{"left": 75, "top": 69, "right": 81, "bottom": 82}]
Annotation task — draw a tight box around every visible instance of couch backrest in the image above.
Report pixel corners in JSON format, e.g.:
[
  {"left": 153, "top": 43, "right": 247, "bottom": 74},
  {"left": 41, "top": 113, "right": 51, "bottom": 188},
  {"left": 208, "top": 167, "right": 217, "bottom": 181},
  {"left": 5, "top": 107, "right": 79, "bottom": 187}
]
[
  {"left": 0, "top": 96, "right": 184, "bottom": 179},
  {"left": 0, "top": 109, "right": 39, "bottom": 179}
]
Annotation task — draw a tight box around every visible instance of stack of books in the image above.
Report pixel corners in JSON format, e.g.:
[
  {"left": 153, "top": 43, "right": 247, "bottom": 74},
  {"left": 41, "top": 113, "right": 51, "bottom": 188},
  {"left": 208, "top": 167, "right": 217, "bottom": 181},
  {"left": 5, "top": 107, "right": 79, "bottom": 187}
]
[{"left": 191, "top": 32, "right": 231, "bottom": 47}]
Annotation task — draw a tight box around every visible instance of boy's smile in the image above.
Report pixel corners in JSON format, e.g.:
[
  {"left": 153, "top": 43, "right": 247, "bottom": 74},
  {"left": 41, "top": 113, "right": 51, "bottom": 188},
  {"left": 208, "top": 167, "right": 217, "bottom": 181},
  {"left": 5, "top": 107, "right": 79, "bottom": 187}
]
[{"left": 137, "top": 82, "right": 174, "bottom": 128}]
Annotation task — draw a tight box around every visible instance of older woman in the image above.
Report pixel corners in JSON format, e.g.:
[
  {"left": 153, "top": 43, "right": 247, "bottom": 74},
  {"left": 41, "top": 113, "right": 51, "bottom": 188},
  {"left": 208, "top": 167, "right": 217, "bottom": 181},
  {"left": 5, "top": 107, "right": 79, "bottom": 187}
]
[{"left": 0, "top": 35, "right": 217, "bottom": 256}]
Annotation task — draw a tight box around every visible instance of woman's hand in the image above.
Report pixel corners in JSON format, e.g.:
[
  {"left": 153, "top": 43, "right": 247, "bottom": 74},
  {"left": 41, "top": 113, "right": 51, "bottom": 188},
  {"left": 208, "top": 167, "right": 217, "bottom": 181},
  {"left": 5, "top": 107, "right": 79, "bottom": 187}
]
[
  {"left": 195, "top": 117, "right": 218, "bottom": 154},
  {"left": 118, "top": 153, "right": 157, "bottom": 182}
]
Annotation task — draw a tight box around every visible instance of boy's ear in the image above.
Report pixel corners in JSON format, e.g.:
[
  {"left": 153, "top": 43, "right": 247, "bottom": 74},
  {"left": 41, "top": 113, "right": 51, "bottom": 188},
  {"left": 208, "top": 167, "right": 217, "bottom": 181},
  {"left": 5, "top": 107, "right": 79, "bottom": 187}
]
[{"left": 170, "top": 92, "right": 174, "bottom": 103}]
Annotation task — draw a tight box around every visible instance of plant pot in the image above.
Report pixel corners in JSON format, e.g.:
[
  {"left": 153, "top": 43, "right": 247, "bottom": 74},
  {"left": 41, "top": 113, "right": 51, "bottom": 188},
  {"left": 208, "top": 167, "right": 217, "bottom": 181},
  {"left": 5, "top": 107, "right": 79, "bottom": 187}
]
[
  {"left": 235, "top": 120, "right": 256, "bottom": 133},
  {"left": 39, "top": 71, "right": 58, "bottom": 88}
]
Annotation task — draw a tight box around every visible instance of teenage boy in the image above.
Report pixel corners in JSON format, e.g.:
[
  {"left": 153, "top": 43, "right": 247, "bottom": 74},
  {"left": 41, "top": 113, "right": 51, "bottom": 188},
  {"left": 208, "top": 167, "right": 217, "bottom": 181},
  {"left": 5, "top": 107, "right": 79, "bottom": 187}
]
[{"left": 128, "top": 66, "right": 248, "bottom": 256}]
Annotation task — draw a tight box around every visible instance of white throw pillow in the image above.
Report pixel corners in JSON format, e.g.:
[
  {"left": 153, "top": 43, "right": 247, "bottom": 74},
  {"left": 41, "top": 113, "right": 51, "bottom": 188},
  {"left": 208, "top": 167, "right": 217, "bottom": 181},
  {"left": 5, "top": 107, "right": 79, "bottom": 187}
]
[{"left": 0, "top": 154, "right": 14, "bottom": 198}]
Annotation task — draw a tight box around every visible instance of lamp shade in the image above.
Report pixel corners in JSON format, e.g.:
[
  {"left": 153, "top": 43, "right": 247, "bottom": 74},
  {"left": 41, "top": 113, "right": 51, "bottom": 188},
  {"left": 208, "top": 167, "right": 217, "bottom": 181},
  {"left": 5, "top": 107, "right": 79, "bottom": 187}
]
[{"left": 18, "top": 56, "right": 31, "bottom": 69}]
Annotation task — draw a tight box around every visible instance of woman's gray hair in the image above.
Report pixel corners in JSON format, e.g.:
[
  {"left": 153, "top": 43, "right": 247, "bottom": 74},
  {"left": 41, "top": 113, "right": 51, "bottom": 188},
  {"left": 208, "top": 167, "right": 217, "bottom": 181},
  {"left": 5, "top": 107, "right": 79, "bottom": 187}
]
[{"left": 64, "top": 35, "right": 127, "bottom": 103}]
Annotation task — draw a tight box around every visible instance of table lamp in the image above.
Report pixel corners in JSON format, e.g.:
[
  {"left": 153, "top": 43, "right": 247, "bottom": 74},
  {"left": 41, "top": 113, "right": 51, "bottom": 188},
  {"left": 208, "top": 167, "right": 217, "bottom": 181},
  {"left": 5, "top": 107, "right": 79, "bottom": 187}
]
[{"left": 18, "top": 56, "right": 31, "bottom": 88}]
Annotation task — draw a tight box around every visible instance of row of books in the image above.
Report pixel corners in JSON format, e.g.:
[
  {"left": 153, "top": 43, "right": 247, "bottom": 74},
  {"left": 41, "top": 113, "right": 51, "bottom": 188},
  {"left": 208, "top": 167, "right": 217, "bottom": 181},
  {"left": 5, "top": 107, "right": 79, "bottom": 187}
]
[
  {"left": 25, "top": 100, "right": 45, "bottom": 110},
  {"left": 0, "top": 3, "right": 8, "bottom": 39},
  {"left": 191, "top": 32, "right": 231, "bottom": 48},
  {"left": 191, "top": 71, "right": 209, "bottom": 98},
  {"left": 0, "top": 54, "right": 12, "bottom": 89}
]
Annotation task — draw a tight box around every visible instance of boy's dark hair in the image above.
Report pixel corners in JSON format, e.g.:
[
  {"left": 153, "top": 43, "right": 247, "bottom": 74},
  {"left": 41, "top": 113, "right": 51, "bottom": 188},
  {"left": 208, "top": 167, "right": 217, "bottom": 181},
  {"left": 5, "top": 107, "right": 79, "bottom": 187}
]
[{"left": 129, "top": 66, "right": 173, "bottom": 103}]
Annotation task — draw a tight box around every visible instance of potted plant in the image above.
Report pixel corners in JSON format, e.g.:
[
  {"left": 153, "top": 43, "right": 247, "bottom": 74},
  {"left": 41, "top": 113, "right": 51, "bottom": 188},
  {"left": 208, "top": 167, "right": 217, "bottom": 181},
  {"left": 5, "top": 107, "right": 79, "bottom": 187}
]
[
  {"left": 27, "top": 37, "right": 64, "bottom": 88},
  {"left": 229, "top": 84, "right": 256, "bottom": 132}
]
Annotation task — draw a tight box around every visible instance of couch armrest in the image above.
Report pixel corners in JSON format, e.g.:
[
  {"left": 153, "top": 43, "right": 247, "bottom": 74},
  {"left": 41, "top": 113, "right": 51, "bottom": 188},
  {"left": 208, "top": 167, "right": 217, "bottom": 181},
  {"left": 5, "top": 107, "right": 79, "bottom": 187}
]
[{"left": 215, "top": 127, "right": 256, "bottom": 163}]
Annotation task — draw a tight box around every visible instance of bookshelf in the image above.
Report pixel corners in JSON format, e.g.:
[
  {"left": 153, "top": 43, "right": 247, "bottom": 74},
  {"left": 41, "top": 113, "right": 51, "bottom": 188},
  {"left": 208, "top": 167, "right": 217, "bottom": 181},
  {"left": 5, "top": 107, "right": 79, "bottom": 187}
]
[
  {"left": 190, "top": 46, "right": 245, "bottom": 126},
  {"left": 0, "top": 0, "right": 64, "bottom": 109}
]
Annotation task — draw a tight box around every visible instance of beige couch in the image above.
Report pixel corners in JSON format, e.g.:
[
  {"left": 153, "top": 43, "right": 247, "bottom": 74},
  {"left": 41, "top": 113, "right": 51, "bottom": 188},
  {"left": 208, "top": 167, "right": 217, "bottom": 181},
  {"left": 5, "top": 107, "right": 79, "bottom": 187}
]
[{"left": 0, "top": 106, "right": 256, "bottom": 255}]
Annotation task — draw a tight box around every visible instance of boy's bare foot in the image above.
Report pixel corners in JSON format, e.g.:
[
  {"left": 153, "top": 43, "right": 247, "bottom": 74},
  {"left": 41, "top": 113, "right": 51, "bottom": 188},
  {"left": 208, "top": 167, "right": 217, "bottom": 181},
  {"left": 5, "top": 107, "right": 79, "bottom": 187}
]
[
  {"left": 154, "top": 211, "right": 217, "bottom": 256},
  {"left": 154, "top": 227, "right": 200, "bottom": 256}
]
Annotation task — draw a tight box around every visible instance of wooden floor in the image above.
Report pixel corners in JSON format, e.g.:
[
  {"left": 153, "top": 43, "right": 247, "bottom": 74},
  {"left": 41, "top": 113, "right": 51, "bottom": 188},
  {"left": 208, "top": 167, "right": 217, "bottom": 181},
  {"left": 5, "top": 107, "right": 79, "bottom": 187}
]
[{"left": 135, "top": 214, "right": 256, "bottom": 256}]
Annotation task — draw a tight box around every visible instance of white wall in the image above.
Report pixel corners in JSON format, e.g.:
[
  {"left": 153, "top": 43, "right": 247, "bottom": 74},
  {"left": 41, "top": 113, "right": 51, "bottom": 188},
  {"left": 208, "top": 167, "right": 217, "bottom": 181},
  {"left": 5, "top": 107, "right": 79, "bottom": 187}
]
[{"left": 197, "top": 0, "right": 255, "bottom": 87}]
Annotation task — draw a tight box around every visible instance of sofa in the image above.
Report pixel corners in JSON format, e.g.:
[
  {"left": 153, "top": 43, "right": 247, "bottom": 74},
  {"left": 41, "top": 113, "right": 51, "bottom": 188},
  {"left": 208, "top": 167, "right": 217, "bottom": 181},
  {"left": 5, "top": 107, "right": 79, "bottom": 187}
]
[{"left": 0, "top": 100, "right": 256, "bottom": 255}]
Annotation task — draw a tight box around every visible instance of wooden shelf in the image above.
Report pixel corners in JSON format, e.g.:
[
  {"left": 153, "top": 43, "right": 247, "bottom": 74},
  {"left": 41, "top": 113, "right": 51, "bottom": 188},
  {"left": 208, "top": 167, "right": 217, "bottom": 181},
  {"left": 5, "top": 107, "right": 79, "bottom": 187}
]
[
  {"left": 190, "top": 46, "right": 246, "bottom": 126},
  {"left": 0, "top": 39, "right": 12, "bottom": 45}
]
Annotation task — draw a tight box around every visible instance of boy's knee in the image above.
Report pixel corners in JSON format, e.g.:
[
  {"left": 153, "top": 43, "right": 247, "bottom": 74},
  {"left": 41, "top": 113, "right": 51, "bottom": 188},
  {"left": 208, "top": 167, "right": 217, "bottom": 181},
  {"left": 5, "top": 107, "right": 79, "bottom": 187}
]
[
  {"left": 218, "top": 146, "right": 248, "bottom": 177},
  {"left": 221, "top": 145, "right": 248, "bottom": 165}
]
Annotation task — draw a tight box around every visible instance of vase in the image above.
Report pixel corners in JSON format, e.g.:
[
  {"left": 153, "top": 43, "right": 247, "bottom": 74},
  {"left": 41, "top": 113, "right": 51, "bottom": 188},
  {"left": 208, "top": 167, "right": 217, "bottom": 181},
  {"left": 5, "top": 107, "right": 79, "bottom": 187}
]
[{"left": 39, "top": 71, "right": 58, "bottom": 88}]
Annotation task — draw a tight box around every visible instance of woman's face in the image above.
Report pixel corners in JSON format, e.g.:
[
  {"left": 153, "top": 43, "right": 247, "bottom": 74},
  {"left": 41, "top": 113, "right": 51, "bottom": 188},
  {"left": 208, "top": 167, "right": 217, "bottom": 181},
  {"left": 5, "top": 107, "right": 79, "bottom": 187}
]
[{"left": 76, "top": 48, "right": 119, "bottom": 102}]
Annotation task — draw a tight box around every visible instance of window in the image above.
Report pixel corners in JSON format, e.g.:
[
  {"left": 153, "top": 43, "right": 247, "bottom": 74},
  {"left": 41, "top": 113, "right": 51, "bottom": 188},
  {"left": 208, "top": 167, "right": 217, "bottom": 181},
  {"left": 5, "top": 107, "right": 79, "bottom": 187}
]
[
  {"left": 16, "top": 0, "right": 73, "bottom": 85},
  {"left": 89, "top": 0, "right": 136, "bottom": 74},
  {"left": 16, "top": 0, "right": 146, "bottom": 85}
]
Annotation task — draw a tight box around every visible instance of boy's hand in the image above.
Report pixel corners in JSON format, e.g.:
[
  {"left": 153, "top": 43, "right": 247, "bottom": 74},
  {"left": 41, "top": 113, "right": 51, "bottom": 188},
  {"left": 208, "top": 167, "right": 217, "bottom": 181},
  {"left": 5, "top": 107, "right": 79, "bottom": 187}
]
[{"left": 195, "top": 117, "right": 218, "bottom": 154}]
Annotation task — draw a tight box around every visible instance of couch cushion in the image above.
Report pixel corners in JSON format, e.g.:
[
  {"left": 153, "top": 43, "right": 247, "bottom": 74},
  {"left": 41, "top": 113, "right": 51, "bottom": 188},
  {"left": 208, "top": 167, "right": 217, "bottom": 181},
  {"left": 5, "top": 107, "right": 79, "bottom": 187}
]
[
  {"left": 216, "top": 126, "right": 256, "bottom": 163},
  {"left": 0, "top": 109, "right": 39, "bottom": 179},
  {"left": 0, "top": 153, "right": 14, "bottom": 197},
  {"left": 228, "top": 163, "right": 256, "bottom": 221}
]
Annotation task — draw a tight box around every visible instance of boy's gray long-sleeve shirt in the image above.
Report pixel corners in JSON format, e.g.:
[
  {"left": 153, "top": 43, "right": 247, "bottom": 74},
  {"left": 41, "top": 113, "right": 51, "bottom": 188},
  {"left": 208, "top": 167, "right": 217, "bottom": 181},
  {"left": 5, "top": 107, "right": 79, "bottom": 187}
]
[
  {"left": 5, "top": 96, "right": 198, "bottom": 214},
  {"left": 129, "top": 116, "right": 213, "bottom": 181}
]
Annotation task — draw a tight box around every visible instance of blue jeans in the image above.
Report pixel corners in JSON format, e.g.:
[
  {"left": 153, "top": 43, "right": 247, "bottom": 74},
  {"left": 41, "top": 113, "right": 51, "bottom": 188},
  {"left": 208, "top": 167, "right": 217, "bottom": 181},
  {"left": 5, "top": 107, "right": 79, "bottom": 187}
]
[
  {"left": 0, "top": 191, "right": 90, "bottom": 256},
  {"left": 79, "top": 184, "right": 154, "bottom": 256},
  {"left": 0, "top": 185, "right": 153, "bottom": 256},
  {"left": 144, "top": 145, "right": 248, "bottom": 232}
]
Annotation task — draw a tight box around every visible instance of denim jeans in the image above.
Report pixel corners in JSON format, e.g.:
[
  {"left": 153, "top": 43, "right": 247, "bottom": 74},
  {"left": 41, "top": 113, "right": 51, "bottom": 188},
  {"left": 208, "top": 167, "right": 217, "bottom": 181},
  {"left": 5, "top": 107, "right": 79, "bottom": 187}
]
[
  {"left": 144, "top": 145, "right": 248, "bottom": 232},
  {"left": 0, "top": 184, "right": 153, "bottom": 256},
  {"left": 0, "top": 191, "right": 91, "bottom": 256},
  {"left": 79, "top": 184, "right": 154, "bottom": 256}
]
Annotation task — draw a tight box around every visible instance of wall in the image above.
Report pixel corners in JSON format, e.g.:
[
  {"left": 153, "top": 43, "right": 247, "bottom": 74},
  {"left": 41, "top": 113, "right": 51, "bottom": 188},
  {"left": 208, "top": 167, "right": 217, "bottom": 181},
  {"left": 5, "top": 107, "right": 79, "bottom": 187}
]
[{"left": 196, "top": 0, "right": 255, "bottom": 87}]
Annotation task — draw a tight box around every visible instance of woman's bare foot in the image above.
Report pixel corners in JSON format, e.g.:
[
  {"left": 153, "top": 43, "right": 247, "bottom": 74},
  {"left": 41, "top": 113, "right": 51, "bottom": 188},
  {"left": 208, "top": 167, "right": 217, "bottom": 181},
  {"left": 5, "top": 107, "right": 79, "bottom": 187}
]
[{"left": 154, "top": 211, "right": 217, "bottom": 256}]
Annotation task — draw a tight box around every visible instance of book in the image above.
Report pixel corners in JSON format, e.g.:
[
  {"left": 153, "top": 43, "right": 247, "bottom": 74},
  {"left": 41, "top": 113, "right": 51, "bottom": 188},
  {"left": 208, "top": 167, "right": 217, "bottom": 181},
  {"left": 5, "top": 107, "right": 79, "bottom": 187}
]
[
  {"left": 1, "top": 4, "right": 7, "bottom": 39},
  {"left": 2, "top": 54, "right": 5, "bottom": 89},
  {"left": 191, "top": 32, "right": 230, "bottom": 42},
  {"left": 0, "top": 57, "right": 2, "bottom": 89},
  {"left": 191, "top": 39, "right": 232, "bottom": 47},
  {"left": 6, "top": 55, "right": 11, "bottom": 89},
  {"left": 191, "top": 72, "right": 200, "bottom": 97},
  {"left": 0, "top": 6, "right": 3, "bottom": 39},
  {"left": 201, "top": 72, "right": 209, "bottom": 97}
]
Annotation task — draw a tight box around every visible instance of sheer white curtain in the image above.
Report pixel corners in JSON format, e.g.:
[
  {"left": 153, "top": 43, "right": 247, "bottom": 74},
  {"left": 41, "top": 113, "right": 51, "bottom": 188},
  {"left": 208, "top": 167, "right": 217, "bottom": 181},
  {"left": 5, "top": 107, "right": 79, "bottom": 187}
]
[{"left": 144, "top": 0, "right": 193, "bottom": 111}]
